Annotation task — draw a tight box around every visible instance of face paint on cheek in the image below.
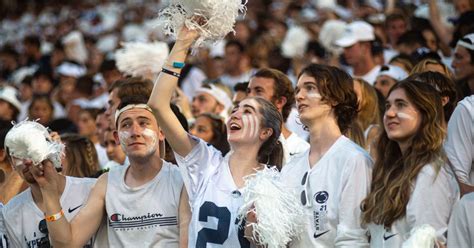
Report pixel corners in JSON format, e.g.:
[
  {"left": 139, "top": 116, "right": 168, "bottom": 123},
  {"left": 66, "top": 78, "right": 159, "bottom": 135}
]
[
  {"left": 142, "top": 128, "right": 158, "bottom": 154},
  {"left": 396, "top": 112, "right": 416, "bottom": 120},
  {"left": 307, "top": 92, "right": 322, "bottom": 99},
  {"left": 118, "top": 131, "right": 131, "bottom": 152},
  {"left": 240, "top": 115, "right": 250, "bottom": 140}
]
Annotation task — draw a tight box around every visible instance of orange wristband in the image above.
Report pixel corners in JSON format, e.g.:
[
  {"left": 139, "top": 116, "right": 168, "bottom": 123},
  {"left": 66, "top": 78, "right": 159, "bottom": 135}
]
[{"left": 45, "top": 209, "right": 64, "bottom": 222}]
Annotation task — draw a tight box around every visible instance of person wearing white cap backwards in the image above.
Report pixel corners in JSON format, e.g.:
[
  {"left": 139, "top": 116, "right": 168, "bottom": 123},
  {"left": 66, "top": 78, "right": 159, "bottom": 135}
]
[
  {"left": 191, "top": 83, "right": 233, "bottom": 120},
  {"left": 0, "top": 85, "right": 21, "bottom": 122},
  {"left": 29, "top": 95, "right": 187, "bottom": 247},
  {"left": 1, "top": 121, "right": 98, "bottom": 247},
  {"left": 374, "top": 64, "right": 408, "bottom": 98},
  {"left": 335, "top": 21, "right": 381, "bottom": 85},
  {"left": 452, "top": 33, "right": 474, "bottom": 98}
]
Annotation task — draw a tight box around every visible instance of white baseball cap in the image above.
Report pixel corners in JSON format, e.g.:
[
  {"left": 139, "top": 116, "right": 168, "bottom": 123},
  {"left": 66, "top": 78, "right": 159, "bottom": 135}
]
[
  {"left": 456, "top": 33, "right": 474, "bottom": 51},
  {"left": 334, "top": 21, "right": 375, "bottom": 48},
  {"left": 195, "top": 84, "right": 233, "bottom": 111},
  {"left": 377, "top": 65, "right": 408, "bottom": 81},
  {"left": 0, "top": 85, "right": 21, "bottom": 111}
]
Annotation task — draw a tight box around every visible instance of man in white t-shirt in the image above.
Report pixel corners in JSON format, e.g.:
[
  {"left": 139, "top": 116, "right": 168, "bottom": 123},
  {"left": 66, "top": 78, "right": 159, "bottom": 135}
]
[
  {"left": 1, "top": 121, "right": 97, "bottom": 247},
  {"left": 335, "top": 21, "right": 381, "bottom": 85},
  {"left": 31, "top": 96, "right": 188, "bottom": 247},
  {"left": 282, "top": 64, "right": 372, "bottom": 247},
  {"left": 445, "top": 95, "right": 474, "bottom": 192},
  {"left": 247, "top": 68, "right": 309, "bottom": 163}
]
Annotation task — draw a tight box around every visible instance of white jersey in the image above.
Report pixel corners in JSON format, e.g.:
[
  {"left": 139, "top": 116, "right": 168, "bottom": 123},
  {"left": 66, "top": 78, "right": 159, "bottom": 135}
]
[
  {"left": 448, "top": 192, "right": 474, "bottom": 248},
  {"left": 105, "top": 161, "right": 183, "bottom": 247},
  {"left": 2, "top": 177, "right": 96, "bottom": 248},
  {"left": 445, "top": 95, "right": 474, "bottom": 184},
  {"left": 368, "top": 164, "right": 458, "bottom": 247},
  {"left": 281, "top": 135, "right": 373, "bottom": 247},
  {"left": 175, "top": 137, "right": 253, "bottom": 248},
  {"left": 0, "top": 204, "right": 7, "bottom": 248},
  {"left": 281, "top": 132, "right": 310, "bottom": 165},
  {"left": 348, "top": 65, "right": 381, "bottom": 85}
]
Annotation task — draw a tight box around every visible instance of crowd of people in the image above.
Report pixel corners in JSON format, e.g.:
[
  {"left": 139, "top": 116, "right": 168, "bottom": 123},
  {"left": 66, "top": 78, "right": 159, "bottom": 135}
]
[{"left": 0, "top": 0, "right": 474, "bottom": 247}]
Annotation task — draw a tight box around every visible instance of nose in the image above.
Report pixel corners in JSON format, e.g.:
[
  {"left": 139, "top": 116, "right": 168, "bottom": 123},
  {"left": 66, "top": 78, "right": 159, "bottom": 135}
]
[
  {"left": 384, "top": 106, "right": 397, "bottom": 118},
  {"left": 295, "top": 89, "right": 304, "bottom": 102},
  {"left": 129, "top": 122, "right": 143, "bottom": 137}
]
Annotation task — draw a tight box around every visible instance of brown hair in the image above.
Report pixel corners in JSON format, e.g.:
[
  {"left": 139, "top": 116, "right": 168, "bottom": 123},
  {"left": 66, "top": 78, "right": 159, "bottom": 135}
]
[
  {"left": 252, "top": 68, "right": 295, "bottom": 122},
  {"left": 61, "top": 133, "right": 99, "bottom": 178},
  {"left": 117, "top": 77, "right": 154, "bottom": 101},
  {"left": 361, "top": 80, "right": 445, "bottom": 227},
  {"left": 298, "top": 64, "right": 358, "bottom": 134}
]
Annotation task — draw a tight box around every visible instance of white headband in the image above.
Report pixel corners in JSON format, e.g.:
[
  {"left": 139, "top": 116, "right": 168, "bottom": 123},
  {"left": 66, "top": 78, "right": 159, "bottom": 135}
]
[{"left": 114, "top": 104, "right": 153, "bottom": 125}]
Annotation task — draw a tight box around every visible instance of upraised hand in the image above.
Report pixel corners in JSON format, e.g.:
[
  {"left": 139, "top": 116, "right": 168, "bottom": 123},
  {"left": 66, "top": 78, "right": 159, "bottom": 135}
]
[{"left": 30, "top": 160, "right": 60, "bottom": 195}]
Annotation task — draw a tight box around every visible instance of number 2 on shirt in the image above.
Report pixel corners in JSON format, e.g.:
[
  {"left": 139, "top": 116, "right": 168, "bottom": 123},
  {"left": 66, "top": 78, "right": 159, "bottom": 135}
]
[{"left": 196, "top": 201, "right": 250, "bottom": 248}]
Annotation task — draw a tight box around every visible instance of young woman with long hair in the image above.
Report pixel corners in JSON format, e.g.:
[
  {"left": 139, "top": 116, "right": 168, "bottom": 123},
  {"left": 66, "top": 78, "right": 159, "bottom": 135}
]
[
  {"left": 361, "top": 80, "right": 458, "bottom": 247},
  {"left": 148, "top": 26, "right": 283, "bottom": 247}
]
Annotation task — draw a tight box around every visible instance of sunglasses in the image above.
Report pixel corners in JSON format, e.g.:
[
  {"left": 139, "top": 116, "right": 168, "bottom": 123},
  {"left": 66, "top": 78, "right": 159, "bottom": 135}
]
[
  {"left": 38, "top": 219, "right": 51, "bottom": 248},
  {"left": 300, "top": 171, "right": 311, "bottom": 207}
]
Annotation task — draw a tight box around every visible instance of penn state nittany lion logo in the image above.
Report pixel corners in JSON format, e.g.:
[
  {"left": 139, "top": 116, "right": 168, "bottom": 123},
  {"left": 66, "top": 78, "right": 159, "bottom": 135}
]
[{"left": 314, "top": 191, "right": 329, "bottom": 204}]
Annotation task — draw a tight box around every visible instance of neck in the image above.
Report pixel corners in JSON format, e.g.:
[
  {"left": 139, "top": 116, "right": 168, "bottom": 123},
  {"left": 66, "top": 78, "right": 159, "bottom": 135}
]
[
  {"left": 353, "top": 57, "right": 376, "bottom": 76},
  {"left": 398, "top": 140, "right": 411, "bottom": 156},
  {"left": 126, "top": 155, "right": 163, "bottom": 187},
  {"left": 468, "top": 77, "right": 474, "bottom": 94},
  {"left": 282, "top": 125, "right": 292, "bottom": 139},
  {"left": 229, "top": 145, "right": 262, "bottom": 188},
  {"left": 307, "top": 117, "right": 342, "bottom": 166}
]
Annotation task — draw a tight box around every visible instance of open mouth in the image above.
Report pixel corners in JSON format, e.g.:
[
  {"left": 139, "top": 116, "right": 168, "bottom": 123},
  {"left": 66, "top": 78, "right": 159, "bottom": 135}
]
[{"left": 229, "top": 123, "right": 241, "bottom": 131}]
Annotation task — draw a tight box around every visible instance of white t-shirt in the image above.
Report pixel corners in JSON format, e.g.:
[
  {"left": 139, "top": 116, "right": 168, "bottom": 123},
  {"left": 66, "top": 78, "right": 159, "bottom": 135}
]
[
  {"left": 280, "top": 132, "right": 310, "bottom": 166},
  {"left": 2, "top": 177, "right": 97, "bottom": 247},
  {"left": 281, "top": 135, "right": 373, "bottom": 247},
  {"left": 285, "top": 107, "right": 309, "bottom": 142},
  {"left": 175, "top": 137, "right": 253, "bottom": 248},
  {"left": 348, "top": 65, "right": 381, "bottom": 85},
  {"left": 95, "top": 143, "right": 109, "bottom": 170},
  {"left": 105, "top": 161, "right": 183, "bottom": 247},
  {"left": 368, "top": 164, "right": 458, "bottom": 247},
  {"left": 445, "top": 95, "right": 474, "bottom": 184},
  {"left": 0, "top": 204, "right": 7, "bottom": 248},
  {"left": 448, "top": 192, "right": 474, "bottom": 248}
]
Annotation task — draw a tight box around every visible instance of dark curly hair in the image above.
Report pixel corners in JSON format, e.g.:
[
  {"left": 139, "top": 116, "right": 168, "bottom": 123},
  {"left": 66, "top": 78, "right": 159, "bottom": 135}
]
[{"left": 298, "top": 64, "right": 358, "bottom": 134}]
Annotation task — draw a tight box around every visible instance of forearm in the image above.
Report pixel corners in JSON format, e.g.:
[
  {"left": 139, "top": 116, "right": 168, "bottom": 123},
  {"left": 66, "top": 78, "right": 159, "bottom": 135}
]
[
  {"left": 148, "top": 38, "right": 194, "bottom": 112},
  {"left": 42, "top": 192, "right": 73, "bottom": 246}
]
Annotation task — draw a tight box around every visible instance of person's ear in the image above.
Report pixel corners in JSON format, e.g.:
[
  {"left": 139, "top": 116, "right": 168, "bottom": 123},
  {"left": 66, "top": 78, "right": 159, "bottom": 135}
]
[
  {"left": 274, "top": 96, "right": 287, "bottom": 113},
  {"left": 260, "top": 128, "right": 273, "bottom": 141},
  {"left": 113, "top": 130, "right": 120, "bottom": 145},
  {"left": 441, "top": 96, "right": 449, "bottom": 106}
]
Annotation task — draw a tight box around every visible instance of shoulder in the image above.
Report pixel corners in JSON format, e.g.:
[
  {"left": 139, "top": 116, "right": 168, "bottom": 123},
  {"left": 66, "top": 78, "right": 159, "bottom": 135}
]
[
  {"left": 162, "top": 161, "right": 183, "bottom": 181},
  {"left": 66, "top": 176, "right": 97, "bottom": 187},
  {"left": 337, "top": 136, "right": 373, "bottom": 162},
  {"left": 3, "top": 189, "right": 30, "bottom": 216}
]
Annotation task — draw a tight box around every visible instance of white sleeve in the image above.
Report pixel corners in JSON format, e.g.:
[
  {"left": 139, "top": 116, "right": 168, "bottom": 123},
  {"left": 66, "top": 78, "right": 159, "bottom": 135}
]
[
  {"left": 174, "top": 135, "right": 224, "bottom": 202},
  {"left": 406, "top": 166, "right": 457, "bottom": 244},
  {"left": 335, "top": 155, "right": 372, "bottom": 247},
  {"left": 0, "top": 204, "right": 8, "bottom": 248},
  {"left": 447, "top": 193, "right": 474, "bottom": 248},
  {"left": 2, "top": 207, "right": 20, "bottom": 248},
  {"left": 445, "top": 101, "right": 473, "bottom": 184}
]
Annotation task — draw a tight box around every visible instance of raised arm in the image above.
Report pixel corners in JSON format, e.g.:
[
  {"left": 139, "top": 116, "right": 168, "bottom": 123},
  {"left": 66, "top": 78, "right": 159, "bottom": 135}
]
[
  {"left": 31, "top": 161, "right": 107, "bottom": 247},
  {"left": 148, "top": 25, "right": 200, "bottom": 157}
]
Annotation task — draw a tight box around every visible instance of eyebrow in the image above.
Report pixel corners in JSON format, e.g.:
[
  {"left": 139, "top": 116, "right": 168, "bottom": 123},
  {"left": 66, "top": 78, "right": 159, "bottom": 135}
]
[
  {"left": 242, "top": 104, "right": 257, "bottom": 112},
  {"left": 386, "top": 98, "right": 409, "bottom": 104},
  {"left": 120, "top": 116, "right": 152, "bottom": 124}
]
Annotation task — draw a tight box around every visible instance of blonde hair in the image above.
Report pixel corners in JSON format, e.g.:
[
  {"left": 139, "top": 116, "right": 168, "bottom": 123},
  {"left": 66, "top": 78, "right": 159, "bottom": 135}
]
[
  {"left": 410, "top": 58, "right": 454, "bottom": 79},
  {"left": 361, "top": 80, "right": 446, "bottom": 227}
]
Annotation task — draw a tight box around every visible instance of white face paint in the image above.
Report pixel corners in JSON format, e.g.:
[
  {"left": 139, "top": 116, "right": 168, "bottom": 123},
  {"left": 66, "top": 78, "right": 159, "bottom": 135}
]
[
  {"left": 307, "top": 92, "right": 322, "bottom": 99},
  {"left": 395, "top": 112, "right": 415, "bottom": 120},
  {"left": 118, "top": 128, "right": 158, "bottom": 156},
  {"left": 240, "top": 114, "right": 260, "bottom": 141}
]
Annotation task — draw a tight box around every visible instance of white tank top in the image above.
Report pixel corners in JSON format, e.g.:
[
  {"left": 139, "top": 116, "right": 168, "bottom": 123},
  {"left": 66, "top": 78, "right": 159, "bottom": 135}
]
[{"left": 105, "top": 161, "right": 183, "bottom": 247}]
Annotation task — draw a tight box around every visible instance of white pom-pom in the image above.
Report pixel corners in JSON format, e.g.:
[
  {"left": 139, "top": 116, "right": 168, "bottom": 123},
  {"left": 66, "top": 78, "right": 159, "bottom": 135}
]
[
  {"left": 281, "top": 25, "right": 311, "bottom": 58},
  {"left": 4, "top": 120, "right": 65, "bottom": 168},
  {"left": 238, "top": 167, "right": 305, "bottom": 248},
  {"left": 115, "top": 41, "right": 169, "bottom": 78},
  {"left": 156, "top": 0, "right": 248, "bottom": 49},
  {"left": 402, "top": 224, "right": 437, "bottom": 248}
]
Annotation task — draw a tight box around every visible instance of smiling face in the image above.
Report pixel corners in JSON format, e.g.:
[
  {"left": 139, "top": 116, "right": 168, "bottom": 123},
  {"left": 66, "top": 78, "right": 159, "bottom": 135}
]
[
  {"left": 383, "top": 88, "right": 421, "bottom": 146},
  {"left": 115, "top": 108, "right": 163, "bottom": 159},
  {"left": 295, "top": 73, "right": 332, "bottom": 127},
  {"left": 227, "top": 98, "right": 265, "bottom": 144}
]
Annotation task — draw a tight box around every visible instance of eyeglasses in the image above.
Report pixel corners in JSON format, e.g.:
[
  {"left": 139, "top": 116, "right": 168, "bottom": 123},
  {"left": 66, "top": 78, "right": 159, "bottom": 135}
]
[
  {"left": 300, "top": 171, "right": 311, "bottom": 207},
  {"left": 38, "top": 219, "right": 51, "bottom": 248}
]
